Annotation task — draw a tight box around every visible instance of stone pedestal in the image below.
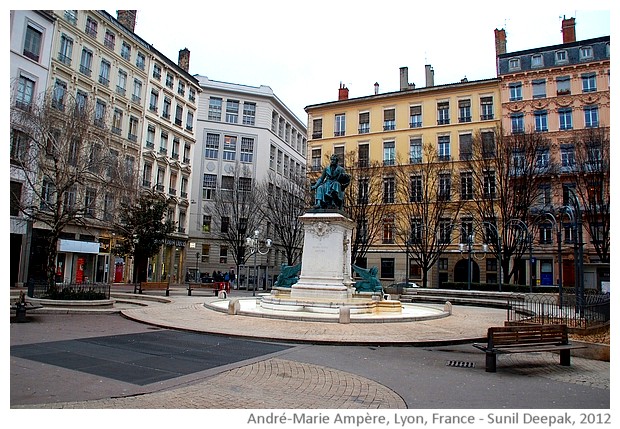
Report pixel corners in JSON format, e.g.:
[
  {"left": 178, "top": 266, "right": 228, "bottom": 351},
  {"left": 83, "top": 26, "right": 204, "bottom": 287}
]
[{"left": 290, "top": 212, "right": 355, "bottom": 301}]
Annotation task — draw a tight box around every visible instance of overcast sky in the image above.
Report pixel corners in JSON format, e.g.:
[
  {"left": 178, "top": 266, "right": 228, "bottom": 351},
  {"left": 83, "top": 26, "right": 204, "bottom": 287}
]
[{"left": 106, "top": 2, "right": 604, "bottom": 122}]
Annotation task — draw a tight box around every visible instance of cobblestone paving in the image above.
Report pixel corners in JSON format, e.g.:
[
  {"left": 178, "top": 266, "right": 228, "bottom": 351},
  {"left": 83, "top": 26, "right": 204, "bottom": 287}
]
[{"left": 15, "top": 358, "right": 406, "bottom": 409}]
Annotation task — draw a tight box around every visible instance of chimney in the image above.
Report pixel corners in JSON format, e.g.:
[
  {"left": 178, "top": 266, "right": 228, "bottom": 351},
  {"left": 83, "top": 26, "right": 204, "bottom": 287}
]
[
  {"left": 178, "top": 48, "right": 190, "bottom": 72},
  {"left": 116, "top": 10, "right": 137, "bottom": 32},
  {"left": 425, "top": 65, "right": 434, "bottom": 87},
  {"left": 338, "top": 83, "right": 349, "bottom": 101},
  {"left": 562, "top": 17, "right": 576, "bottom": 44},
  {"left": 494, "top": 28, "right": 507, "bottom": 56},
  {"left": 374, "top": 82, "right": 379, "bottom": 95}
]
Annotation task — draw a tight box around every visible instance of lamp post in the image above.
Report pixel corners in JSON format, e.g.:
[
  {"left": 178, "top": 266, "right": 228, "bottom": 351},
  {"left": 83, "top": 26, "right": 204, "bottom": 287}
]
[
  {"left": 481, "top": 221, "right": 502, "bottom": 291},
  {"left": 508, "top": 219, "right": 533, "bottom": 293},
  {"left": 564, "top": 188, "right": 584, "bottom": 315},
  {"left": 195, "top": 251, "right": 200, "bottom": 282},
  {"left": 246, "top": 230, "right": 272, "bottom": 296},
  {"left": 459, "top": 233, "right": 488, "bottom": 291},
  {"left": 540, "top": 212, "right": 563, "bottom": 308}
]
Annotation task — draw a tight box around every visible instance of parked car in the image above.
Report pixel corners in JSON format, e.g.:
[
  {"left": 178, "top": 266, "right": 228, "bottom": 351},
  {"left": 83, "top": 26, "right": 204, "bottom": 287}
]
[{"left": 385, "top": 281, "right": 419, "bottom": 294}]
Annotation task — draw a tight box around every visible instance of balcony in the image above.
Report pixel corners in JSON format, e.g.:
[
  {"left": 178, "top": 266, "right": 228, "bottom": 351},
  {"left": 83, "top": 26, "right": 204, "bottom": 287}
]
[
  {"left": 116, "top": 86, "right": 126, "bottom": 96},
  {"left": 57, "top": 53, "right": 71, "bottom": 66}
]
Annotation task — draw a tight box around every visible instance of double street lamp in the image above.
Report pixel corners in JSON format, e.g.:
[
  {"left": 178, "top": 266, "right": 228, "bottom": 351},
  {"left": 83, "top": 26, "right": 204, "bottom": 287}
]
[
  {"left": 459, "top": 233, "right": 488, "bottom": 291},
  {"left": 245, "top": 230, "right": 272, "bottom": 296}
]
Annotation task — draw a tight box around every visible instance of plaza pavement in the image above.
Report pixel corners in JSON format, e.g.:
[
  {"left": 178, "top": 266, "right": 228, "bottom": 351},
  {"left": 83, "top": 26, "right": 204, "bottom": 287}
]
[{"left": 10, "top": 286, "right": 611, "bottom": 411}]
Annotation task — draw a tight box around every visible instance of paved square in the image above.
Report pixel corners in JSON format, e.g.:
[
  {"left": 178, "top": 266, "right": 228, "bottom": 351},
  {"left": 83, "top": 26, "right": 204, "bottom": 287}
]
[{"left": 11, "top": 330, "right": 292, "bottom": 386}]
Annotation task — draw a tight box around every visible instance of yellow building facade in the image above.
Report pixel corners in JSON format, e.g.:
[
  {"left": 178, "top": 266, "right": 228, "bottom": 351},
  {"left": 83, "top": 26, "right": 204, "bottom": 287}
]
[{"left": 306, "top": 72, "right": 501, "bottom": 287}]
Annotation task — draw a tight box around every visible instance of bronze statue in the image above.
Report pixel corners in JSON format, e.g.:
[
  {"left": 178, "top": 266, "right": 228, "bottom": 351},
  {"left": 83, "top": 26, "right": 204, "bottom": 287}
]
[
  {"left": 274, "top": 263, "right": 301, "bottom": 288},
  {"left": 311, "top": 154, "right": 351, "bottom": 210},
  {"left": 351, "top": 265, "right": 383, "bottom": 293}
]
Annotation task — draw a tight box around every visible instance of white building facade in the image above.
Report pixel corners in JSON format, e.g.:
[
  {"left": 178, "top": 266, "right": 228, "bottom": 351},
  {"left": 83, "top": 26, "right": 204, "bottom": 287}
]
[{"left": 190, "top": 76, "right": 307, "bottom": 287}]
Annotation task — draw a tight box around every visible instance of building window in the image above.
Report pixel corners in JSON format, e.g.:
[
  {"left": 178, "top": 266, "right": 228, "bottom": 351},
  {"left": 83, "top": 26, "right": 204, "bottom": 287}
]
[
  {"left": 177, "top": 81, "right": 185, "bottom": 96},
  {"left": 480, "top": 96, "right": 494, "bottom": 120},
  {"left": 152, "top": 63, "right": 161, "bottom": 80},
  {"left": 439, "top": 220, "right": 452, "bottom": 244},
  {"left": 242, "top": 102, "right": 256, "bottom": 125},
  {"left": 23, "top": 24, "right": 43, "bottom": 62},
  {"left": 482, "top": 131, "right": 495, "bottom": 158},
  {"left": 85, "top": 188, "right": 96, "bottom": 217},
  {"left": 438, "top": 135, "right": 450, "bottom": 161},
  {"left": 358, "top": 112, "right": 370, "bottom": 134},
  {"left": 383, "top": 177, "right": 395, "bottom": 203},
  {"left": 149, "top": 90, "right": 159, "bottom": 112},
  {"left": 582, "top": 73, "right": 597, "bottom": 93},
  {"left": 555, "top": 50, "right": 568, "bottom": 64},
  {"left": 383, "top": 141, "right": 395, "bottom": 166},
  {"left": 94, "top": 99, "right": 106, "bottom": 127},
  {"left": 334, "top": 113, "right": 346, "bottom": 136},
  {"left": 509, "top": 82, "right": 522, "bottom": 101},
  {"left": 58, "top": 33, "right": 73, "bottom": 65},
  {"left": 438, "top": 174, "right": 451, "bottom": 201},
  {"left": 358, "top": 178, "right": 369, "bottom": 204},
  {"left": 64, "top": 10, "right": 78, "bottom": 25},
  {"left": 437, "top": 101, "right": 450, "bottom": 125},
  {"left": 240, "top": 137, "right": 254, "bottom": 163},
  {"left": 203, "top": 174, "right": 217, "bottom": 200},
  {"left": 561, "top": 145, "right": 575, "bottom": 170},
  {"left": 225, "top": 100, "right": 239, "bottom": 123},
  {"left": 205, "top": 133, "right": 219, "bottom": 159},
  {"left": 220, "top": 217, "right": 230, "bottom": 234},
  {"left": 535, "top": 147, "right": 550, "bottom": 170},
  {"left": 382, "top": 215, "right": 395, "bottom": 244},
  {"left": 458, "top": 99, "right": 471, "bottom": 123},
  {"left": 556, "top": 76, "right": 571, "bottom": 95},
  {"left": 409, "top": 105, "right": 422, "bottom": 128},
  {"left": 484, "top": 171, "right": 496, "bottom": 199},
  {"left": 40, "top": 179, "right": 55, "bottom": 210},
  {"left": 85, "top": 16, "right": 97, "bottom": 37},
  {"left": 136, "top": 52, "right": 145, "bottom": 70},
  {"left": 584, "top": 106, "right": 599, "bottom": 128},
  {"left": 358, "top": 144, "right": 369, "bottom": 168},
  {"left": 383, "top": 109, "right": 395, "bottom": 131},
  {"left": 79, "top": 48, "right": 93, "bottom": 76},
  {"left": 16, "top": 75, "right": 35, "bottom": 110},
  {"left": 410, "top": 175, "right": 422, "bottom": 202},
  {"left": 111, "top": 109, "right": 123, "bottom": 135},
  {"left": 162, "top": 97, "right": 171, "bottom": 119},
  {"left": 175, "top": 104, "right": 183, "bottom": 126},
  {"left": 223, "top": 135, "right": 236, "bottom": 161},
  {"left": 117, "top": 70, "right": 127, "bottom": 96},
  {"left": 558, "top": 108, "right": 573, "bottom": 130},
  {"left": 508, "top": 58, "right": 521, "bottom": 71},
  {"left": 531, "top": 54, "right": 544, "bottom": 68},
  {"left": 460, "top": 172, "right": 473, "bottom": 200},
  {"left": 438, "top": 258, "right": 448, "bottom": 271},
  {"left": 166, "top": 73, "right": 174, "bottom": 89},
  {"left": 532, "top": 79, "right": 546, "bottom": 98},
  {"left": 409, "top": 138, "right": 422, "bottom": 164},
  {"left": 511, "top": 113, "right": 524, "bottom": 134},
  {"left": 98, "top": 59, "right": 111, "bottom": 86},
  {"left": 459, "top": 133, "right": 472, "bottom": 161},
  {"left": 104, "top": 30, "right": 115, "bottom": 49},
  {"left": 312, "top": 118, "right": 323, "bottom": 139},
  {"left": 132, "top": 79, "right": 142, "bottom": 103},
  {"left": 380, "top": 258, "right": 395, "bottom": 279},
  {"left": 208, "top": 97, "right": 222, "bottom": 121},
  {"left": 534, "top": 110, "right": 548, "bottom": 132},
  {"left": 10, "top": 129, "right": 29, "bottom": 163},
  {"left": 128, "top": 116, "right": 139, "bottom": 142},
  {"left": 579, "top": 46, "right": 593, "bottom": 61},
  {"left": 120, "top": 42, "right": 131, "bottom": 61}
]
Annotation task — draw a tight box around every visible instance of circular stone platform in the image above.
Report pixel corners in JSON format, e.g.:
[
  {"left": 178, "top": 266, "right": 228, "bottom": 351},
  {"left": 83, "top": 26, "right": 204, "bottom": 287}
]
[{"left": 205, "top": 297, "right": 449, "bottom": 323}]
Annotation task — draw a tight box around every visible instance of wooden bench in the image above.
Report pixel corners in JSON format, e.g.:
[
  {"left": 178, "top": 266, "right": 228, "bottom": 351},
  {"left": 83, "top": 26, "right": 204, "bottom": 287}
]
[
  {"left": 473, "top": 324, "right": 586, "bottom": 372},
  {"left": 187, "top": 281, "right": 230, "bottom": 297},
  {"left": 134, "top": 281, "right": 170, "bottom": 296}
]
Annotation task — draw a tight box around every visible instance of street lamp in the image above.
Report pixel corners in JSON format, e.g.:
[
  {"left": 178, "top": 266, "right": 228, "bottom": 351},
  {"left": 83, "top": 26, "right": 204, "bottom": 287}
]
[
  {"left": 564, "top": 188, "right": 584, "bottom": 315},
  {"left": 481, "top": 221, "right": 503, "bottom": 292},
  {"left": 246, "top": 230, "right": 272, "bottom": 296},
  {"left": 539, "top": 212, "right": 563, "bottom": 308},
  {"left": 459, "top": 233, "right": 488, "bottom": 291},
  {"left": 195, "top": 251, "right": 200, "bottom": 282},
  {"left": 508, "top": 219, "right": 533, "bottom": 293}
]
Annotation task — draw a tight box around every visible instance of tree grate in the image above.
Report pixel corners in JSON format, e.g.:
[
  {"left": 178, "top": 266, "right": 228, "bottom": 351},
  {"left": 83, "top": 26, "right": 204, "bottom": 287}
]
[{"left": 446, "top": 360, "right": 475, "bottom": 368}]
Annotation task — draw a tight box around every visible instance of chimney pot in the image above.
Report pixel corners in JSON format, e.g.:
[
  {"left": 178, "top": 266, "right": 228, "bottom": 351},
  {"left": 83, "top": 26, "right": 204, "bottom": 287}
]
[
  {"left": 425, "top": 65, "right": 434, "bottom": 87},
  {"left": 178, "top": 48, "right": 190, "bottom": 72},
  {"left": 374, "top": 82, "right": 379, "bottom": 95},
  {"left": 338, "top": 83, "right": 349, "bottom": 101},
  {"left": 494, "top": 28, "right": 507, "bottom": 56},
  {"left": 117, "top": 10, "right": 137, "bottom": 32}
]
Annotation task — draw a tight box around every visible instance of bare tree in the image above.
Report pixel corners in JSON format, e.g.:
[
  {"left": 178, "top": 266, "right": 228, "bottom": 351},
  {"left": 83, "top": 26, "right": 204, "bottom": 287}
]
[
  {"left": 341, "top": 151, "right": 393, "bottom": 266},
  {"left": 393, "top": 144, "right": 466, "bottom": 288},
  {"left": 208, "top": 163, "right": 266, "bottom": 277},
  {"left": 258, "top": 170, "right": 307, "bottom": 266},
  {"left": 571, "top": 126, "right": 610, "bottom": 263},
  {"left": 466, "top": 126, "right": 550, "bottom": 284},
  {"left": 10, "top": 85, "right": 137, "bottom": 288}
]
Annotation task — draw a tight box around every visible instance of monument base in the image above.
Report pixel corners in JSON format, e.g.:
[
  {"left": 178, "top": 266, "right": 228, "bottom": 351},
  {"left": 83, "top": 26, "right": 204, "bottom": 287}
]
[{"left": 290, "top": 211, "right": 355, "bottom": 302}]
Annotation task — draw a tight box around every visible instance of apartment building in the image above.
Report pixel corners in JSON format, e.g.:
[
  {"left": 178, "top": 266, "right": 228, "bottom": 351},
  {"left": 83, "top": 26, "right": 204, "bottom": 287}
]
[
  {"left": 305, "top": 66, "right": 501, "bottom": 287},
  {"left": 10, "top": 10, "right": 201, "bottom": 286},
  {"left": 10, "top": 10, "right": 55, "bottom": 287},
  {"left": 190, "top": 76, "right": 307, "bottom": 286},
  {"left": 495, "top": 18, "right": 610, "bottom": 289}
]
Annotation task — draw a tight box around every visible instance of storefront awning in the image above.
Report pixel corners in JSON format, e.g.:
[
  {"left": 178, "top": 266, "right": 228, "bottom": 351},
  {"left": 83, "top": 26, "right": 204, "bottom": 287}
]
[{"left": 58, "top": 239, "right": 100, "bottom": 254}]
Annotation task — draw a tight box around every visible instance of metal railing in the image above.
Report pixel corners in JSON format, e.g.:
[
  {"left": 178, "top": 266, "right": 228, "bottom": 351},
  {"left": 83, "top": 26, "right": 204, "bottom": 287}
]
[
  {"left": 27, "top": 281, "right": 111, "bottom": 300},
  {"left": 507, "top": 288, "right": 609, "bottom": 329}
]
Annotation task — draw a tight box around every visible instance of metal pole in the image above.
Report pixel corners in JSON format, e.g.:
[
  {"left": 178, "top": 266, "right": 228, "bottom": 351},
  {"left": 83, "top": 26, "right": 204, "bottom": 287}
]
[
  {"left": 467, "top": 235, "right": 472, "bottom": 291},
  {"left": 529, "top": 235, "right": 533, "bottom": 293},
  {"left": 195, "top": 252, "right": 200, "bottom": 282},
  {"left": 557, "top": 227, "right": 563, "bottom": 309},
  {"left": 498, "top": 237, "right": 502, "bottom": 292},
  {"left": 253, "top": 248, "right": 257, "bottom": 297}
]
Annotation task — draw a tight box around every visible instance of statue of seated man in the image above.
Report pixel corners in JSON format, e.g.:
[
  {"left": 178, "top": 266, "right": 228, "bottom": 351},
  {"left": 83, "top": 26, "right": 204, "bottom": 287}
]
[
  {"left": 274, "top": 263, "right": 301, "bottom": 288},
  {"left": 311, "top": 154, "right": 351, "bottom": 210}
]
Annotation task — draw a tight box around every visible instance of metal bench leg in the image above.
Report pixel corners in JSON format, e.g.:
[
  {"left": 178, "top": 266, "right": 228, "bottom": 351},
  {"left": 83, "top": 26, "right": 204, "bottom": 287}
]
[
  {"left": 165, "top": 289, "right": 170, "bottom": 297},
  {"left": 560, "top": 350, "right": 571, "bottom": 366},
  {"left": 486, "top": 353, "right": 497, "bottom": 372},
  {"left": 188, "top": 288, "right": 192, "bottom": 296}
]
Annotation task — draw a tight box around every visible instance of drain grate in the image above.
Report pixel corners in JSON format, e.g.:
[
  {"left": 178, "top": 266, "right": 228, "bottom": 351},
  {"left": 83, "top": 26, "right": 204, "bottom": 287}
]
[{"left": 446, "top": 360, "right": 475, "bottom": 368}]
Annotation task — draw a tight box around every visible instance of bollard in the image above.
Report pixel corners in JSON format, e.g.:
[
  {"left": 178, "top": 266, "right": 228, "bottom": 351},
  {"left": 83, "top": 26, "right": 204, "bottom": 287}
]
[
  {"left": 218, "top": 290, "right": 228, "bottom": 299},
  {"left": 228, "top": 298, "right": 240, "bottom": 315},
  {"left": 339, "top": 306, "right": 351, "bottom": 324},
  {"left": 444, "top": 301, "right": 453, "bottom": 315}
]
